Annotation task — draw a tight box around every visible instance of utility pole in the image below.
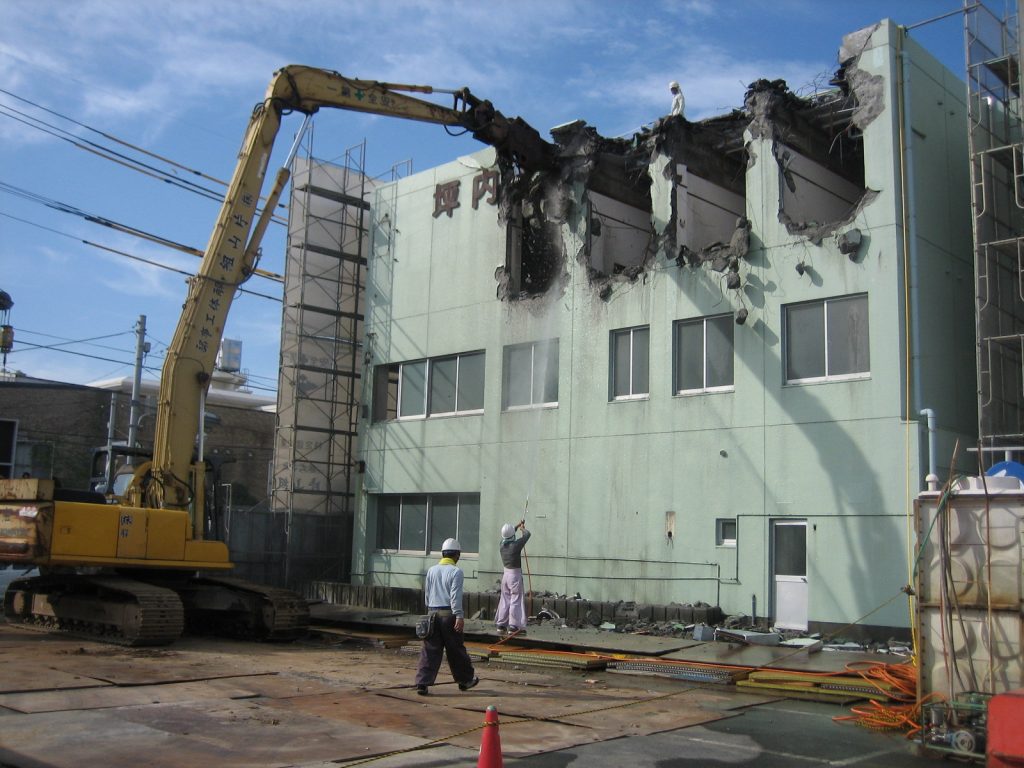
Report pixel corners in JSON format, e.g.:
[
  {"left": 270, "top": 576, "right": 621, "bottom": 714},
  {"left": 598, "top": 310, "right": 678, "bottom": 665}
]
[{"left": 127, "top": 315, "right": 150, "bottom": 454}]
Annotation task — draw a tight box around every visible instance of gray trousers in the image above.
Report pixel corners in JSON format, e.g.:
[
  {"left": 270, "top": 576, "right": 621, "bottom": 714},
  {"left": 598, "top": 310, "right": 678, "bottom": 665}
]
[{"left": 414, "top": 611, "right": 475, "bottom": 687}]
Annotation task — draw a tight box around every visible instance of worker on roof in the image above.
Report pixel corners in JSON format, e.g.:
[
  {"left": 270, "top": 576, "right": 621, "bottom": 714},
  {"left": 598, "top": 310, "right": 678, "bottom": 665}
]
[
  {"left": 669, "top": 80, "right": 685, "bottom": 118},
  {"left": 495, "top": 519, "right": 531, "bottom": 636}
]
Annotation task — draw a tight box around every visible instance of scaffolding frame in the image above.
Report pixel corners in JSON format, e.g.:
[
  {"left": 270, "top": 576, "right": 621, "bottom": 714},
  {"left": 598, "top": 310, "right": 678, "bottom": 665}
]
[
  {"left": 967, "top": 0, "right": 1024, "bottom": 455},
  {"left": 269, "top": 122, "right": 371, "bottom": 589}
]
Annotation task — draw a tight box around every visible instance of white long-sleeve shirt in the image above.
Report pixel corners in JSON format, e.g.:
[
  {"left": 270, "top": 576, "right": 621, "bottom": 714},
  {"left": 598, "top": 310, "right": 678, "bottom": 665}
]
[
  {"left": 671, "top": 91, "right": 685, "bottom": 117},
  {"left": 424, "top": 560, "right": 465, "bottom": 618}
]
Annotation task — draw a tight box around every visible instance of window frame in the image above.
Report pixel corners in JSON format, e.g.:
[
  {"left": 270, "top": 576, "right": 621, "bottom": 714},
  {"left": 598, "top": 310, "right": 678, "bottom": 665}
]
[
  {"left": 783, "top": 294, "right": 870, "bottom": 385},
  {"left": 375, "top": 492, "right": 481, "bottom": 555},
  {"left": 393, "top": 351, "right": 485, "bottom": 421},
  {"left": 502, "top": 339, "right": 559, "bottom": 411},
  {"left": 609, "top": 325, "right": 650, "bottom": 401},
  {"left": 673, "top": 313, "right": 735, "bottom": 395},
  {"left": 716, "top": 517, "right": 737, "bottom": 548},
  {"left": 396, "top": 359, "right": 428, "bottom": 419}
]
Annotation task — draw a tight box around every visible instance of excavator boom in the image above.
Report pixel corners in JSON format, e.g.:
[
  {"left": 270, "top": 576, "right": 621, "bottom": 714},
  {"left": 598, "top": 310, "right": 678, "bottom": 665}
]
[
  {"left": 149, "top": 65, "right": 553, "bottom": 510},
  {"left": 1, "top": 66, "right": 555, "bottom": 646}
]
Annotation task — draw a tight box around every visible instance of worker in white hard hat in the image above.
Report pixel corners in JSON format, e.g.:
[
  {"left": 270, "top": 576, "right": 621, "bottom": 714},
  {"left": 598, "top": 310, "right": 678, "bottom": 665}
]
[
  {"left": 414, "top": 537, "right": 479, "bottom": 695},
  {"left": 494, "top": 519, "right": 531, "bottom": 636},
  {"left": 669, "top": 80, "right": 685, "bottom": 118}
]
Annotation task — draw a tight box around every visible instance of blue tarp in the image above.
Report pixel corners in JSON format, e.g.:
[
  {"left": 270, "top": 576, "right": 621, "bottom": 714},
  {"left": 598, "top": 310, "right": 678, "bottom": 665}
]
[{"left": 986, "top": 460, "right": 1024, "bottom": 483}]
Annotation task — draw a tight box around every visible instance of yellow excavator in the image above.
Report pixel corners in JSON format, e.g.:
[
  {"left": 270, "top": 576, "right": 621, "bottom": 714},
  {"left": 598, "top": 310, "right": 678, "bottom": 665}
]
[{"left": 0, "top": 66, "right": 555, "bottom": 645}]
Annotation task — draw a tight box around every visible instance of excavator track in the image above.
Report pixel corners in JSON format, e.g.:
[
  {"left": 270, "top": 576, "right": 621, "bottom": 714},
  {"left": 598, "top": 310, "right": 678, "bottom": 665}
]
[
  {"left": 176, "top": 575, "right": 309, "bottom": 641},
  {"left": 3, "top": 574, "right": 184, "bottom": 646}
]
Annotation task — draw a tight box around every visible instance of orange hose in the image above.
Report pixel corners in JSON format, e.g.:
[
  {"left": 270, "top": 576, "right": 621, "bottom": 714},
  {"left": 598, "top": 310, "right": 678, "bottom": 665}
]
[{"left": 829, "top": 661, "right": 941, "bottom": 735}]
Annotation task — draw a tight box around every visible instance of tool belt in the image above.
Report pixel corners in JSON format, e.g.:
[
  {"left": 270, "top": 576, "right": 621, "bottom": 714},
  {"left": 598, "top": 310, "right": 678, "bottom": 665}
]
[
  {"left": 416, "top": 608, "right": 451, "bottom": 639},
  {"left": 415, "top": 613, "right": 435, "bottom": 639}
]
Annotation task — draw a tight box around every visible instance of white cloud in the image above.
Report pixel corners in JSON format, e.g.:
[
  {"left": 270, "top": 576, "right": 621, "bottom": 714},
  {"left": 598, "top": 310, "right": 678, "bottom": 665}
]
[{"left": 91, "top": 236, "right": 195, "bottom": 300}]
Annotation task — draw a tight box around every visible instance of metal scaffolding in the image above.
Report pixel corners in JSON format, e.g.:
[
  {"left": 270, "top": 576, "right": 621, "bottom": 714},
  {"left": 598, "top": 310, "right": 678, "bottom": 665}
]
[
  {"left": 269, "top": 124, "right": 372, "bottom": 589},
  {"left": 967, "top": 0, "right": 1024, "bottom": 454}
]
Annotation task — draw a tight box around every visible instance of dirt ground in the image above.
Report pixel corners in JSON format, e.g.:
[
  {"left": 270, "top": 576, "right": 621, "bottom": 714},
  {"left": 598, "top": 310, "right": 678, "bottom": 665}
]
[{"left": 0, "top": 621, "right": 794, "bottom": 767}]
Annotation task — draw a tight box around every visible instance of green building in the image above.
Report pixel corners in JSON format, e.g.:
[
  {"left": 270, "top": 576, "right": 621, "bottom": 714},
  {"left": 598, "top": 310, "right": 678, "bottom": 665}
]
[{"left": 353, "top": 20, "right": 974, "bottom": 637}]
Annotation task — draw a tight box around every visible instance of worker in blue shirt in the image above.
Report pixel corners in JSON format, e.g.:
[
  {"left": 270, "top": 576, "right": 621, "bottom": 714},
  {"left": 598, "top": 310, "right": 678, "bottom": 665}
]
[{"left": 414, "top": 537, "right": 479, "bottom": 695}]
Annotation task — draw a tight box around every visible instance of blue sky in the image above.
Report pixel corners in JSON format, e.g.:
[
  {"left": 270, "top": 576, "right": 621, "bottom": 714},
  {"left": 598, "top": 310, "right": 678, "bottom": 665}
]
[{"left": 0, "top": 1, "right": 965, "bottom": 395}]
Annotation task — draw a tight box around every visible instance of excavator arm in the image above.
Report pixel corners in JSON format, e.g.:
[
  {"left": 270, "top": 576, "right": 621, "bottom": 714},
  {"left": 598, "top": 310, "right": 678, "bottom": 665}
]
[
  {"left": 145, "top": 65, "right": 555, "bottom": 511},
  {"left": 1, "top": 67, "right": 556, "bottom": 646}
]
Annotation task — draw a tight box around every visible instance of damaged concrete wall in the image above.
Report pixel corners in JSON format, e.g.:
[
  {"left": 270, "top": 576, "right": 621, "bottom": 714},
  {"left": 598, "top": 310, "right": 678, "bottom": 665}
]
[
  {"left": 588, "top": 192, "right": 652, "bottom": 275},
  {"left": 676, "top": 166, "right": 746, "bottom": 254},
  {"left": 774, "top": 145, "right": 865, "bottom": 234},
  {"left": 354, "top": 19, "right": 976, "bottom": 634}
]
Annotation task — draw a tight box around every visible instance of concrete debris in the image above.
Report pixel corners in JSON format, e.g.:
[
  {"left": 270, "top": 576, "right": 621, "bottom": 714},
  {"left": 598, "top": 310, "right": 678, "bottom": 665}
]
[
  {"left": 836, "top": 23, "right": 886, "bottom": 130},
  {"left": 494, "top": 36, "right": 879, "bottom": 305},
  {"left": 723, "top": 613, "right": 750, "bottom": 629},
  {"left": 717, "top": 628, "right": 783, "bottom": 646},
  {"left": 692, "top": 623, "right": 716, "bottom": 641},
  {"left": 744, "top": 78, "right": 809, "bottom": 142},
  {"left": 837, "top": 227, "right": 863, "bottom": 255},
  {"left": 536, "top": 606, "right": 561, "bottom": 621},
  {"left": 778, "top": 188, "right": 878, "bottom": 245},
  {"left": 823, "top": 641, "right": 867, "bottom": 652},
  {"left": 838, "top": 22, "right": 881, "bottom": 65},
  {"left": 779, "top": 637, "right": 824, "bottom": 652}
]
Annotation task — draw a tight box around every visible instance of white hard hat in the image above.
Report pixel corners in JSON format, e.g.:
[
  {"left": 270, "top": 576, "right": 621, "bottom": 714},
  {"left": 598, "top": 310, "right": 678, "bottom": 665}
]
[
  {"left": 669, "top": 81, "right": 680, "bottom": 90},
  {"left": 441, "top": 537, "right": 461, "bottom": 553},
  {"left": 501, "top": 523, "right": 515, "bottom": 539}
]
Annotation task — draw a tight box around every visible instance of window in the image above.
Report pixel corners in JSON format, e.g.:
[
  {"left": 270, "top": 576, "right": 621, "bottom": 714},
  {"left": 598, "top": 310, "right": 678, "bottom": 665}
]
[
  {"left": 502, "top": 339, "right": 559, "bottom": 409},
  {"left": 0, "top": 419, "right": 15, "bottom": 479},
  {"left": 785, "top": 294, "right": 869, "bottom": 383},
  {"left": 398, "top": 361, "right": 427, "bottom": 417},
  {"left": 376, "top": 351, "right": 485, "bottom": 421},
  {"left": 716, "top": 518, "right": 737, "bottom": 547},
  {"left": 610, "top": 326, "right": 649, "bottom": 400},
  {"left": 375, "top": 493, "right": 480, "bottom": 554},
  {"left": 674, "top": 314, "right": 734, "bottom": 393}
]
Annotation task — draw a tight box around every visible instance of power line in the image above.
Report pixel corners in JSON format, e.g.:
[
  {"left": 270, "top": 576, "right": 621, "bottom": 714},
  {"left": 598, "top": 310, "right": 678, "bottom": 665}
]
[
  {"left": 11, "top": 338, "right": 138, "bottom": 367},
  {"left": 0, "top": 210, "right": 284, "bottom": 296},
  {"left": 0, "top": 179, "right": 215, "bottom": 254},
  {"left": 16, "top": 328, "right": 135, "bottom": 354},
  {"left": 0, "top": 87, "right": 287, "bottom": 217},
  {"left": 0, "top": 103, "right": 228, "bottom": 206},
  {"left": 12, "top": 333, "right": 280, "bottom": 395}
]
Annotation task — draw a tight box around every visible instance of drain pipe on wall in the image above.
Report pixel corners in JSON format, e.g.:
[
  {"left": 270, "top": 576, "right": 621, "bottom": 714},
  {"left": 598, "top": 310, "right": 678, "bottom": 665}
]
[
  {"left": 920, "top": 408, "right": 939, "bottom": 491},
  {"left": 899, "top": 35, "right": 923, "bottom": 416}
]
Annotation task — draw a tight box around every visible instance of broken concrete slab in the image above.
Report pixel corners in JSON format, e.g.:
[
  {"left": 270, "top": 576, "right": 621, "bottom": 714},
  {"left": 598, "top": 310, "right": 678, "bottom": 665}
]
[{"left": 715, "top": 629, "right": 783, "bottom": 646}]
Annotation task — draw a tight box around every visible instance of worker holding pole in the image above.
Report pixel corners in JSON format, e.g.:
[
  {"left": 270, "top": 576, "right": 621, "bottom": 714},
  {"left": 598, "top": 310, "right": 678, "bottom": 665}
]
[{"left": 495, "top": 519, "right": 531, "bottom": 635}]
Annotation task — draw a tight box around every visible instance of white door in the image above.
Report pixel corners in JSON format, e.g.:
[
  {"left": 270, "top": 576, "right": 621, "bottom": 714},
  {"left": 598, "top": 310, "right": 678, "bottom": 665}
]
[{"left": 772, "top": 519, "right": 808, "bottom": 631}]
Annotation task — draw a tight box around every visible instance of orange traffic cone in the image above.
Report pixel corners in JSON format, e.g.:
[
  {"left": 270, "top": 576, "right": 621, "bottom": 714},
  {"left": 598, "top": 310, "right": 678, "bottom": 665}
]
[{"left": 477, "top": 704, "right": 503, "bottom": 768}]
